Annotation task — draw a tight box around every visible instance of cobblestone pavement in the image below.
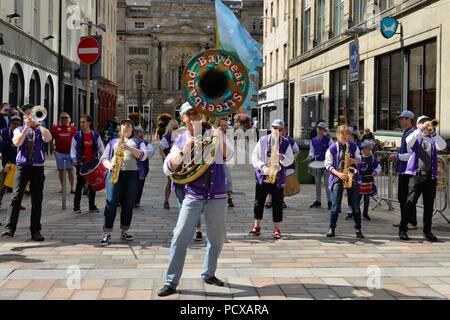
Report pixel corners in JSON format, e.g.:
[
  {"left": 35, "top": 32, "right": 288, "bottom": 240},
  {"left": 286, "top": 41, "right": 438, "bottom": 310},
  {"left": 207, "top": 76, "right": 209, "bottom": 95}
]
[{"left": 1, "top": 144, "right": 450, "bottom": 300}]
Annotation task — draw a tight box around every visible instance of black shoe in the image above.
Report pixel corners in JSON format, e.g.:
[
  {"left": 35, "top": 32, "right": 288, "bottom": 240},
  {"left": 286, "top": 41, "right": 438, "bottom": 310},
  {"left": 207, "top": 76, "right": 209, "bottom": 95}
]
[
  {"left": 282, "top": 201, "right": 287, "bottom": 209},
  {"left": 100, "top": 234, "right": 112, "bottom": 247},
  {"left": 328, "top": 201, "right": 332, "bottom": 210},
  {"left": 393, "top": 222, "right": 401, "bottom": 227},
  {"left": 399, "top": 231, "right": 410, "bottom": 241},
  {"left": 164, "top": 201, "right": 170, "bottom": 210},
  {"left": 31, "top": 232, "right": 45, "bottom": 242},
  {"left": 1, "top": 229, "right": 14, "bottom": 238},
  {"left": 204, "top": 276, "right": 225, "bottom": 287},
  {"left": 227, "top": 198, "right": 235, "bottom": 208},
  {"left": 326, "top": 228, "right": 335, "bottom": 238},
  {"left": 356, "top": 230, "right": 365, "bottom": 239},
  {"left": 73, "top": 208, "right": 82, "bottom": 214},
  {"left": 345, "top": 214, "right": 353, "bottom": 221},
  {"left": 194, "top": 231, "right": 203, "bottom": 242},
  {"left": 363, "top": 216, "right": 371, "bottom": 221},
  {"left": 424, "top": 233, "right": 438, "bottom": 242},
  {"left": 157, "top": 285, "right": 177, "bottom": 297},
  {"left": 121, "top": 232, "right": 134, "bottom": 242},
  {"left": 310, "top": 201, "right": 321, "bottom": 208},
  {"left": 89, "top": 207, "right": 100, "bottom": 213}
]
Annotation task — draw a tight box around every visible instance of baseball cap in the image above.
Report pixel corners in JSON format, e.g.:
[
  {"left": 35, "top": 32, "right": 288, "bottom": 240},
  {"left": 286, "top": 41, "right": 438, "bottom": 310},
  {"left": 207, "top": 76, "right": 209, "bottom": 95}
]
[
  {"left": 179, "top": 102, "right": 194, "bottom": 117},
  {"left": 397, "top": 110, "right": 415, "bottom": 120},
  {"left": 360, "top": 141, "right": 373, "bottom": 150},
  {"left": 271, "top": 119, "right": 285, "bottom": 129},
  {"left": 134, "top": 125, "right": 144, "bottom": 132},
  {"left": 417, "top": 115, "right": 430, "bottom": 124},
  {"left": 316, "top": 122, "right": 327, "bottom": 130},
  {"left": 20, "top": 103, "right": 33, "bottom": 112},
  {"left": 10, "top": 116, "right": 22, "bottom": 123}
]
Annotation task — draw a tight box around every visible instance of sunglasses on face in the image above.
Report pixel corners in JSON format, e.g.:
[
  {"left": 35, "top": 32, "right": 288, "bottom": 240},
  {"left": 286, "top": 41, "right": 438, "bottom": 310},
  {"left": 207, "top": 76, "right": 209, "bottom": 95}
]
[
  {"left": 186, "top": 111, "right": 198, "bottom": 116},
  {"left": 60, "top": 117, "right": 68, "bottom": 120}
]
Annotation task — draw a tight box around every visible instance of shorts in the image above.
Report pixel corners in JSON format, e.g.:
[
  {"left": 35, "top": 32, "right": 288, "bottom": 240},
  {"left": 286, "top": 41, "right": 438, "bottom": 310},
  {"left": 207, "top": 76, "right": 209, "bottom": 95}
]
[{"left": 55, "top": 152, "right": 74, "bottom": 171}]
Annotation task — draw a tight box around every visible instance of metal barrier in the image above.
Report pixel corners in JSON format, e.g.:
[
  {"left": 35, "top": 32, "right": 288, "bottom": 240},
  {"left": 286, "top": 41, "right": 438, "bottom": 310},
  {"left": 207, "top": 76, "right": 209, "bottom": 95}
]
[{"left": 372, "top": 151, "right": 450, "bottom": 223}]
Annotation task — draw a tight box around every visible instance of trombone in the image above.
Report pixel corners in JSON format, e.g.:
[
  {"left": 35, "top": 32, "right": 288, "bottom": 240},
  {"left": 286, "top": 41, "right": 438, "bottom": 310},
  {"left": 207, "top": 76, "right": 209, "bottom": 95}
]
[{"left": 15, "top": 105, "right": 47, "bottom": 123}]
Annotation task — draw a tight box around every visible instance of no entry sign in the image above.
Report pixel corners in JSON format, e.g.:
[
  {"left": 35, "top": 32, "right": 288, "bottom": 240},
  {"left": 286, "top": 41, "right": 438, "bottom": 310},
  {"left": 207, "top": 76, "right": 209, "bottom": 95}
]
[{"left": 77, "top": 36, "right": 101, "bottom": 65}]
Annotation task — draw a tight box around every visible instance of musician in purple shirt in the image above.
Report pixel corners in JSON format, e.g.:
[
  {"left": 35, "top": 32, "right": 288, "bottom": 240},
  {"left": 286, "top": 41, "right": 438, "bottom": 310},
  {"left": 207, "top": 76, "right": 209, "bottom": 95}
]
[{"left": 158, "top": 103, "right": 234, "bottom": 297}]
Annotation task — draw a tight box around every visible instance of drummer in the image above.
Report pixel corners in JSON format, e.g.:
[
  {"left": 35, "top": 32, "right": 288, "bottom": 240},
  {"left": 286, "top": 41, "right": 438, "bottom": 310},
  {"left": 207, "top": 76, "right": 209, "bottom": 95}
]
[
  {"left": 307, "top": 122, "right": 333, "bottom": 210},
  {"left": 70, "top": 115, "right": 105, "bottom": 214},
  {"left": 358, "top": 141, "right": 381, "bottom": 221}
]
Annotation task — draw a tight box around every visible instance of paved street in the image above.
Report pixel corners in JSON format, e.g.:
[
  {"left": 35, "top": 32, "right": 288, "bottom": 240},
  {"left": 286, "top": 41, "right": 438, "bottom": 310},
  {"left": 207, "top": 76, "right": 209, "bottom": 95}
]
[{"left": 1, "top": 143, "right": 450, "bottom": 300}]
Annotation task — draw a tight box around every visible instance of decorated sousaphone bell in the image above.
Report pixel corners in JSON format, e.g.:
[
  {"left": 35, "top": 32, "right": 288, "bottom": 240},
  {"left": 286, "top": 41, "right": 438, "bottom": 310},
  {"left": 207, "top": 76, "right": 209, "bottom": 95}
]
[{"left": 169, "top": 49, "right": 250, "bottom": 185}]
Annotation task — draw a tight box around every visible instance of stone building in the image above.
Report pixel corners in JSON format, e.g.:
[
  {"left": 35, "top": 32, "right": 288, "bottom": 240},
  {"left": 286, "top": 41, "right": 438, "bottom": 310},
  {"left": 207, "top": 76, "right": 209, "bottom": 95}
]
[
  {"left": 116, "top": 0, "right": 263, "bottom": 129},
  {"left": 288, "top": 0, "right": 450, "bottom": 142}
]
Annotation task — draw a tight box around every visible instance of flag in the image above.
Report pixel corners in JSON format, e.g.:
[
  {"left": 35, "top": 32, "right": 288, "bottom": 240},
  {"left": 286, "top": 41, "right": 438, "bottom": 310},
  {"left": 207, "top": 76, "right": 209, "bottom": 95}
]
[{"left": 215, "top": 0, "right": 264, "bottom": 115}]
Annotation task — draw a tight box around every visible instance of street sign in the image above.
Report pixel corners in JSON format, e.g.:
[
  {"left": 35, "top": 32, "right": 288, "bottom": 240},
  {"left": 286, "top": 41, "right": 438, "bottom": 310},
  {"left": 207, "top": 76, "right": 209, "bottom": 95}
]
[
  {"left": 77, "top": 36, "right": 101, "bottom": 65},
  {"left": 380, "top": 17, "right": 399, "bottom": 39},
  {"left": 349, "top": 40, "right": 359, "bottom": 83}
]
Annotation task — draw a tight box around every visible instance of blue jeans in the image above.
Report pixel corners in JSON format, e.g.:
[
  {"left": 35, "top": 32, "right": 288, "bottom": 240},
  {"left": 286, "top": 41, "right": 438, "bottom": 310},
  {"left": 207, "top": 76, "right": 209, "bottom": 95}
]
[
  {"left": 174, "top": 184, "right": 201, "bottom": 229},
  {"left": 329, "top": 183, "right": 361, "bottom": 230},
  {"left": 165, "top": 197, "right": 227, "bottom": 288},
  {"left": 359, "top": 193, "right": 371, "bottom": 218},
  {"left": 55, "top": 152, "right": 73, "bottom": 171},
  {"left": 103, "top": 171, "right": 138, "bottom": 233}
]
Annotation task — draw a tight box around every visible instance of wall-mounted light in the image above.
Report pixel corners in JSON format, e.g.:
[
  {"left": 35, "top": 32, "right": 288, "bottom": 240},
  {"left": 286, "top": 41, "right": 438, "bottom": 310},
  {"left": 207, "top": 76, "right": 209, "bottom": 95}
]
[
  {"left": 0, "top": 33, "right": 4, "bottom": 46},
  {"left": 7, "top": 13, "right": 21, "bottom": 24},
  {"left": 43, "top": 35, "right": 55, "bottom": 42}
]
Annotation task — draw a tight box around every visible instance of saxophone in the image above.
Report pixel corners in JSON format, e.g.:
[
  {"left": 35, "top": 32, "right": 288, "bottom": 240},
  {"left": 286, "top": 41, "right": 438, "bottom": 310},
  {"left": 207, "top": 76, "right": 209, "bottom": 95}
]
[
  {"left": 111, "top": 132, "right": 125, "bottom": 184},
  {"left": 343, "top": 142, "right": 357, "bottom": 189},
  {"left": 266, "top": 135, "right": 281, "bottom": 184}
]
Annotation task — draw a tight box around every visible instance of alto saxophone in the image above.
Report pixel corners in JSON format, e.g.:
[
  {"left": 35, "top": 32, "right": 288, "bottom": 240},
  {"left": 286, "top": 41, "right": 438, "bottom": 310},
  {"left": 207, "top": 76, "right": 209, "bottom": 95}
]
[
  {"left": 266, "top": 135, "right": 281, "bottom": 184},
  {"left": 343, "top": 142, "right": 357, "bottom": 189},
  {"left": 111, "top": 134, "right": 125, "bottom": 184}
]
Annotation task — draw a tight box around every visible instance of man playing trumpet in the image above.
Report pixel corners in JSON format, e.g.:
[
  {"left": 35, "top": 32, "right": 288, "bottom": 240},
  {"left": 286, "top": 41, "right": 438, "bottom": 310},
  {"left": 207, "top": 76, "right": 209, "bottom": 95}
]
[
  {"left": 158, "top": 102, "right": 234, "bottom": 297},
  {"left": 400, "top": 116, "right": 446, "bottom": 242}
]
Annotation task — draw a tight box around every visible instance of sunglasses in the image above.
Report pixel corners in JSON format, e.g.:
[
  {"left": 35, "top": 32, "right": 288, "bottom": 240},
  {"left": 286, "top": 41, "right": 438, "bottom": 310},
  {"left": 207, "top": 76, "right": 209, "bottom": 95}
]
[
  {"left": 60, "top": 117, "right": 69, "bottom": 120},
  {"left": 186, "top": 111, "right": 198, "bottom": 116}
]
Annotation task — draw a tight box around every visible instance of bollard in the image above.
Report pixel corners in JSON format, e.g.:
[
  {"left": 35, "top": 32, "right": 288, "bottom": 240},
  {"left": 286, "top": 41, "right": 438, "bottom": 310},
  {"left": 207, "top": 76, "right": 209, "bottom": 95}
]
[
  {"left": 387, "top": 160, "right": 394, "bottom": 211},
  {"left": 62, "top": 161, "right": 66, "bottom": 209}
]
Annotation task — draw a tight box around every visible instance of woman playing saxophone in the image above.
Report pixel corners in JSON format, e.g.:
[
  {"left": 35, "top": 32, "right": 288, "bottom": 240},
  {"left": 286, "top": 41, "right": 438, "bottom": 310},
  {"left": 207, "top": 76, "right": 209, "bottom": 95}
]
[{"left": 324, "top": 125, "right": 364, "bottom": 239}]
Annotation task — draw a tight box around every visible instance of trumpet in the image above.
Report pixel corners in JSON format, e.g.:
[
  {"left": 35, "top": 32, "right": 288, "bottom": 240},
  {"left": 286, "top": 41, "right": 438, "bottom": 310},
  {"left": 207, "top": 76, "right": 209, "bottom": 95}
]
[
  {"left": 423, "top": 118, "right": 439, "bottom": 134},
  {"left": 15, "top": 105, "right": 47, "bottom": 123}
]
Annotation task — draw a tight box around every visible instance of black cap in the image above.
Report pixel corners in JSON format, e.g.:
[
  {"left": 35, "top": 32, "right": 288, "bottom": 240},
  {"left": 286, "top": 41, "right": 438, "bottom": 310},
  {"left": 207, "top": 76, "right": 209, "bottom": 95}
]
[{"left": 21, "top": 103, "right": 33, "bottom": 112}]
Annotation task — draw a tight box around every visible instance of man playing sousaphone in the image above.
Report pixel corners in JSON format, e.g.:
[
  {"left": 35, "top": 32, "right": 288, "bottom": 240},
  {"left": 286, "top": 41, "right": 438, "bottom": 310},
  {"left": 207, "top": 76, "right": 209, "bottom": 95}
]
[
  {"left": 71, "top": 115, "right": 105, "bottom": 214},
  {"left": 158, "top": 103, "right": 234, "bottom": 297},
  {"left": 250, "top": 119, "right": 295, "bottom": 240},
  {"left": 307, "top": 122, "right": 334, "bottom": 210},
  {"left": 400, "top": 115, "right": 446, "bottom": 242}
]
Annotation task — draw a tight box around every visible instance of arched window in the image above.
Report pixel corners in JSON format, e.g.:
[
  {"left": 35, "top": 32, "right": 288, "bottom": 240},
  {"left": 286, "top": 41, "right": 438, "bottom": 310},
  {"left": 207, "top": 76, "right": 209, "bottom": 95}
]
[
  {"left": 29, "top": 70, "right": 41, "bottom": 106},
  {"left": 135, "top": 71, "right": 144, "bottom": 88},
  {"left": 0, "top": 64, "right": 3, "bottom": 103},
  {"left": 9, "top": 63, "right": 24, "bottom": 108},
  {"left": 44, "top": 76, "right": 54, "bottom": 129}
]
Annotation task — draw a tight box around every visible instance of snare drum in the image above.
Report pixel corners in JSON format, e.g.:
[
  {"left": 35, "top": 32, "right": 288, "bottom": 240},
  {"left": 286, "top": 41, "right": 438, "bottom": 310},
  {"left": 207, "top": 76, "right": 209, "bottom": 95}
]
[
  {"left": 308, "top": 161, "right": 325, "bottom": 176},
  {"left": 358, "top": 182, "right": 373, "bottom": 194}
]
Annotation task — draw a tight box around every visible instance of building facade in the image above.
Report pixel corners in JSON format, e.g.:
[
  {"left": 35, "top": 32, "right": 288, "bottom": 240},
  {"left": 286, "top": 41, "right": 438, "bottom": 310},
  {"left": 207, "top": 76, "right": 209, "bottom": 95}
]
[
  {"left": 116, "top": 0, "right": 263, "bottom": 128},
  {"left": 259, "top": 0, "right": 289, "bottom": 131},
  {"left": 0, "top": 0, "right": 117, "bottom": 130},
  {"left": 288, "top": 0, "right": 450, "bottom": 143}
]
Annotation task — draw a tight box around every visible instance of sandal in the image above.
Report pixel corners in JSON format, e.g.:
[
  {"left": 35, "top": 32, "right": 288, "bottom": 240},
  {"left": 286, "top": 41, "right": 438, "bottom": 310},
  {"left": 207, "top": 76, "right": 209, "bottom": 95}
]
[
  {"left": 265, "top": 202, "right": 272, "bottom": 208},
  {"left": 249, "top": 226, "right": 261, "bottom": 236},
  {"left": 273, "top": 228, "right": 282, "bottom": 240}
]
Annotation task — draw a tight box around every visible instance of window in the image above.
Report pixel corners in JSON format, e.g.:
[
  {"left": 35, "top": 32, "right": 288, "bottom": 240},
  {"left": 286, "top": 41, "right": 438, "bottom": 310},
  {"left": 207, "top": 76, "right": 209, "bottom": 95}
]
[
  {"left": 353, "top": 0, "right": 366, "bottom": 26},
  {"left": 330, "top": 63, "right": 365, "bottom": 130},
  {"left": 260, "top": 20, "right": 264, "bottom": 30},
  {"left": 376, "top": 51, "right": 403, "bottom": 131},
  {"left": 303, "top": 1, "right": 311, "bottom": 53},
  {"left": 275, "top": 49, "right": 279, "bottom": 80},
  {"left": 375, "top": 39, "right": 437, "bottom": 131},
  {"left": 178, "top": 61, "right": 186, "bottom": 90},
  {"left": 34, "top": 0, "right": 40, "bottom": 39},
  {"left": 135, "top": 21, "right": 144, "bottom": 29},
  {"left": 293, "top": 18, "right": 298, "bottom": 56},
  {"left": 265, "top": 8, "right": 268, "bottom": 35},
  {"left": 48, "top": 0, "right": 53, "bottom": 46},
  {"left": 270, "top": 2, "right": 274, "bottom": 31},
  {"left": 129, "top": 47, "right": 150, "bottom": 55},
  {"left": 128, "top": 105, "right": 140, "bottom": 115},
  {"left": 14, "top": 0, "right": 23, "bottom": 28},
  {"left": 29, "top": 71, "right": 41, "bottom": 106},
  {"left": 379, "top": 0, "right": 393, "bottom": 11},
  {"left": 264, "top": 56, "right": 267, "bottom": 85},
  {"left": 135, "top": 71, "right": 144, "bottom": 87},
  {"left": 270, "top": 52, "right": 273, "bottom": 82},
  {"left": 171, "top": 69, "right": 178, "bottom": 90},
  {"left": 283, "top": 43, "right": 288, "bottom": 69},
  {"left": 333, "top": 0, "right": 344, "bottom": 37},
  {"left": 316, "top": 0, "right": 325, "bottom": 45},
  {"left": 408, "top": 41, "right": 437, "bottom": 119},
  {"left": 252, "top": 20, "right": 257, "bottom": 30},
  {"left": 276, "top": 0, "right": 279, "bottom": 26}
]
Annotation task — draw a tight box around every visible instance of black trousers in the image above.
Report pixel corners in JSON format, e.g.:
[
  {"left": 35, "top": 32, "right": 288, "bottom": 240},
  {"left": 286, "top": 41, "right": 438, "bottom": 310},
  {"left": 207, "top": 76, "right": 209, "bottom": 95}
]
[
  {"left": 135, "top": 178, "right": 146, "bottom": 204},
  {"left": 4, "top": 165, "right": 44, "bottom": 233},
  {"left": 254, "top": 182, "right": 283, "bottom": 223},
  {"left": 398, "top": 174, "right": 417, "bottom": 225},
  {"left": 73, "top": 166, "right": 96, "bottom": 209},
  {"left": 400, "top": 174, "right": 436, "bottom": 234}
]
